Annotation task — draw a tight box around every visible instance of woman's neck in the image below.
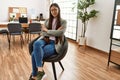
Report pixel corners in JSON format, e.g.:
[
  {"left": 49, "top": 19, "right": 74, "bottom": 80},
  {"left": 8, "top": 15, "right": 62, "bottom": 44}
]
[{"left": 53, "top": 17, "right": 57, "bottom": 19}]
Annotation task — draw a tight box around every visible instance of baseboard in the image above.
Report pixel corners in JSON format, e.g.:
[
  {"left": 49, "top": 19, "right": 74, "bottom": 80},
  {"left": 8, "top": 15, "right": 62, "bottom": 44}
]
[
  {"left": 86, "top": 45, "right": 108, "bottom": 55},
  {"left": 67, "top": 38, "right": 108, "bottom": 56}
]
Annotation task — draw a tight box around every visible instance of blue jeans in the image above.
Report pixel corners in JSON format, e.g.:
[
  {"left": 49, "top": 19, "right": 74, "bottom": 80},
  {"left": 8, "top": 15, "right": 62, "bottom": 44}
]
[{"left": 31, "top": 39, "right": 56, "bottom": 76}]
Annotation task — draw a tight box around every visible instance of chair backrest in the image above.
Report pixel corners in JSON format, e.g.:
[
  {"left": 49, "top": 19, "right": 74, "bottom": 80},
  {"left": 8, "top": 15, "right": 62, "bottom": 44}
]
[
  {"left": 29, "top": 23, "right": 41, "bottom": 32},
  {"left": 29, "top": 35, "right": 68, "bottom": 62},
  {"left": 7, "top": 23, "right": 22, "bottom": 33}
]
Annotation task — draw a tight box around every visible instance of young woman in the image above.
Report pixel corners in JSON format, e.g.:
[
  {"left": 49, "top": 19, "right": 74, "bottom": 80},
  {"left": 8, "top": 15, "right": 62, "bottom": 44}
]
[{"left": 29, "top": 3, "right": 67, "bottom": 80}]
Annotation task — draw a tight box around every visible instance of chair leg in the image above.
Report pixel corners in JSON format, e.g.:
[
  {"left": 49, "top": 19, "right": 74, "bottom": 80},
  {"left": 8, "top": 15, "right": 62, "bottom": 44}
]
[
  {"left": 22, "top": 35, "right": 24, "bottom": 44},
  {"left": 30, "top": 34, "right": 31, "bottom": 42},
  {"left": 13, "top": 35, "right": 15, "bottom": 42},
  {"left": 7, "top": 34, "right": 10, "bottom": 49},
  {"left": 28, "top": 33, "right": 31, "bottom": 42},
  {"left": 7, "top": 34, "right": 9, "bottom": 43},
  {"left": 28, "top": 33, "right": 29, "bottom": 42},
  {"left": 20, "top": 35, "right": 24, "bottom": 48},
  {"left": 58, "top": 61, "right": 64, "bottom": 71},
  {"left": 52, "top": 62, "right": 57, "bottom": 80},
  {"left": 9, "top": 35, "right": 11, "bottom": 50},
  {"left": 24, "top": 33, "right": 27, "bottom": 41},
  {"left": 7, "top": 33, "right": 10, "bottom": 49}
]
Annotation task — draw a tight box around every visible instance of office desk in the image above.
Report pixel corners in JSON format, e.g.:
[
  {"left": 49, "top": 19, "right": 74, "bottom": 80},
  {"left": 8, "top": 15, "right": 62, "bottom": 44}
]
[
  {"left": 0, "top": 22, "right": 28, "bottom": 28},
  {"left": 0, "top": 21, "right": 45, "bottom": 28},
  {"left": 0, "top": 22, "right": 8, "bottom": 28},
  {"left": 21, "top": 23, "right": 28, "bottom": 28}
]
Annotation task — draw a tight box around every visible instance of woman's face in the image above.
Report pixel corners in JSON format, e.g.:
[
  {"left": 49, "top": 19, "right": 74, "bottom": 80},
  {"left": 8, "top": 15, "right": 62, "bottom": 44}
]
[{"left": 50, "top": 6, "right": 59, "bottom": 18}]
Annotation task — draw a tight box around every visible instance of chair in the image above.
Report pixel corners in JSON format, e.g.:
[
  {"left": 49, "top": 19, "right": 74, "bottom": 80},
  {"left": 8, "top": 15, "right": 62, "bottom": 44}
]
[
  {"left": 7, "top": 23, "right": 24, "bottom": 49},
  {"left": 29, "top": 36, "right": 68, "bottom": 80},
  {"left": 0, "top": 29, "right": 9, "bottom": 43},
  {"left": 28, "top": 23, "right": 41, "bottom": 42}
]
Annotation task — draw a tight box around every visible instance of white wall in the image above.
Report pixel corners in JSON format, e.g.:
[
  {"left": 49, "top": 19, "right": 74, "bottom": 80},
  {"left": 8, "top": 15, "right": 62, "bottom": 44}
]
[
  {"left": 0, "top": 0, "right": 48, "bottom": 22},
  {"left": 77, "top": 0, "right": 115, "bottom": 52}
]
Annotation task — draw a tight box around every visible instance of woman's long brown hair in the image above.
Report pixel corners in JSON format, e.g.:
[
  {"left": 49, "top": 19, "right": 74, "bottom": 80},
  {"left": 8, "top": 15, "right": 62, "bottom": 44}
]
[
  {"left": 49, "top": 3, "right": 62, "bottom": 44},
  {"left": 48, "top": 3, "right": 61, "bottom": 30}
]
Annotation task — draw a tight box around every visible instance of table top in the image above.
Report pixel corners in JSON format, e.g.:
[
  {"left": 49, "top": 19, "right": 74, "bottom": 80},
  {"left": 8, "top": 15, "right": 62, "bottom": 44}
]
[{"left": 0, "top": 21, "right": 45, "bottom": 28}]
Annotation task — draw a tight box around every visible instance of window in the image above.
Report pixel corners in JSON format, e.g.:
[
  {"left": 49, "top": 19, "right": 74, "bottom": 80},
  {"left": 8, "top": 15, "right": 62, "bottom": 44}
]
[{"left": 52, "top": 0, "right": 78, "bottom": 40}]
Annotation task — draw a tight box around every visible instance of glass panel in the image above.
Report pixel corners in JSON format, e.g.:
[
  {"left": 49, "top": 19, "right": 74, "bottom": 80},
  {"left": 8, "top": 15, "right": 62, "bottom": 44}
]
[{"left": 113, "top": 30, "right": 120, "bottom": 39}]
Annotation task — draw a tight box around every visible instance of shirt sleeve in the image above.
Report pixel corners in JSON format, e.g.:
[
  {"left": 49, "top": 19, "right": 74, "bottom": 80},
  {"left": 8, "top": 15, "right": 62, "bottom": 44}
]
[{"left": 47, "top": 19, "right": 67, "bottom": 36}]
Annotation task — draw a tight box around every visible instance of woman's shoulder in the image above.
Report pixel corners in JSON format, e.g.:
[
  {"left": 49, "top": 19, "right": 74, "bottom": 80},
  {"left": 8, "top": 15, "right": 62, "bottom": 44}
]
[
  {"left": 44, "top": 19, "right": 49, "bottom": 25},
  {"left": 60, "top": 18, "right": 67, "bottom": 24},
  {"left": 61, "top": 18, "right": 66, "bottom": 22}
]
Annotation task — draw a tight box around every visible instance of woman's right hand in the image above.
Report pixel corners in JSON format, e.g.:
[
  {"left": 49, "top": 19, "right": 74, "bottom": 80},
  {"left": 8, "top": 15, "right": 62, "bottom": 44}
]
[
  {"left": 57, "top": 26, "right": 63, "bottom": 30},
  {"left": 41, "top": 25, "right": 48, "bottom": 32}
]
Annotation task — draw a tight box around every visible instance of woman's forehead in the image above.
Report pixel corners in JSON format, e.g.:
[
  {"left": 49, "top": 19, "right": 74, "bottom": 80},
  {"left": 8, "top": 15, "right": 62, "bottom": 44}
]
[{"left": 51, "top": 6, "right": 58, "bottom": 9}]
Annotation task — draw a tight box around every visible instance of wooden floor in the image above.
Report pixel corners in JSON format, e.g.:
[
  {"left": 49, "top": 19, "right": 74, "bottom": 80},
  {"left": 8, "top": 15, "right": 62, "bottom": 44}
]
[{"left": 0, "top": 35, "right": 120, "bottom": 80}]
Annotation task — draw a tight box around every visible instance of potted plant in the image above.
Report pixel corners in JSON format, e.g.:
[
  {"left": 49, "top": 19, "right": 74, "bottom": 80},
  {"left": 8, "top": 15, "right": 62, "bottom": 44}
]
[{"left": 73, "top": 0, "right": 99, "bottom": 45}]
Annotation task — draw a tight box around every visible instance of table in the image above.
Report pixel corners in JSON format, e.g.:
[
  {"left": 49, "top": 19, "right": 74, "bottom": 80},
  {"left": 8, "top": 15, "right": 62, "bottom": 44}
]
[{"left": 0, "top": 21, "right": 45, "bottom": 28}]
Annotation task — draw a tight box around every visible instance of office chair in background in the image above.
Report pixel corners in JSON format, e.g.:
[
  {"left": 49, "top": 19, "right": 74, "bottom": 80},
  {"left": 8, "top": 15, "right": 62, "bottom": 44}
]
[
  {"left": 0, "top": 29, "right": 10, "bottom": 48},
  {"left": 7, "top": 23, "right": 24, "bottom": 49},
  {"left": 28, "top": 23, "right": 41, "bottom": 42}
]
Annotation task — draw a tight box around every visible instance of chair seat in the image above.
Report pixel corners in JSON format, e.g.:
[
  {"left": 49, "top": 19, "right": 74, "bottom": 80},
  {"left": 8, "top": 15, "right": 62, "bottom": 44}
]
[
  {"left": 10, "top": 32, "right": 22, "bottom": 35},
  {"left": 0, "top": 29, "right": 8, "bottom": 34},
  {"left": 43, "top": 54, "right": 58, "bottom": 62}
]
